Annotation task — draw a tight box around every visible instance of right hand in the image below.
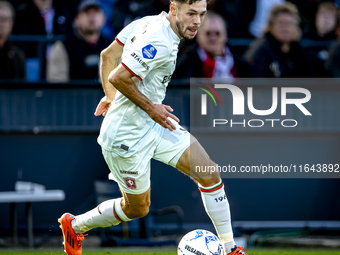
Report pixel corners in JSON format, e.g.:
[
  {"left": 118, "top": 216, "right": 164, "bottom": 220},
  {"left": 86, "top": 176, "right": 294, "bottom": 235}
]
[
  {"left": 147, "top": 104, "right": 180, "bottom": 131},
  {"left": 94, "top": 96, "right": 113, "bottom": 117}
]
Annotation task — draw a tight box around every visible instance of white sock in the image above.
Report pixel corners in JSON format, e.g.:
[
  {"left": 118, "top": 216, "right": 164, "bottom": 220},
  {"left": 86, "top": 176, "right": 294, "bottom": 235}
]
[
  {"left": 224, "top": 240, "right": 237, "bottom": 254},
  {"left": 199, "top": 180, "right": 235, "bottom": 253},
  {"left": 71, "top": 197, "right": 131, "bottom": 234}
]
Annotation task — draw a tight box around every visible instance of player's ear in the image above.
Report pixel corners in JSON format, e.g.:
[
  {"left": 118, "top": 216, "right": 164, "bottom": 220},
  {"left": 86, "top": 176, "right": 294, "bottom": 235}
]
[
  {"left": 169, "top": 2, "right": 177, "bottom": 17},
  {"left": 74, "top": 14, "right": 80, "bottom": 27}
]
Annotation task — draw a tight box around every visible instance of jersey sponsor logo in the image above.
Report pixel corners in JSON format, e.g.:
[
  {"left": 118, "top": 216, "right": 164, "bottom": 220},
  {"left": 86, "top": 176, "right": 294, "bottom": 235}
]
[
  {"left": 120, "top": 170, "right": 138, "bottom": 175},
  {"left": 120, "top": 144, "right": 129, "bottom": 151},
  {"left": 179, "top": 127, "right": 188, "bottom": 133},
  {"left": 142, "top": 44, "right": 157, "bottom": 59},
  {"left": 161, "top": 75, "right": 172, "bottom": 84},
  {"left": 131, "top": 52, "right": 150, "bottom": 70},
  {"left": 124, "top": 177, "right": 137, "bottom": 190}
]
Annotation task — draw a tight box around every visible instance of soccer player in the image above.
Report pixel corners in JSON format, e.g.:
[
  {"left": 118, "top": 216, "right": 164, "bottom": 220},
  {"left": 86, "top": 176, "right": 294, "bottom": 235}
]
[{"left": 58, "top": 1, "right": 248, "bottom": 255}]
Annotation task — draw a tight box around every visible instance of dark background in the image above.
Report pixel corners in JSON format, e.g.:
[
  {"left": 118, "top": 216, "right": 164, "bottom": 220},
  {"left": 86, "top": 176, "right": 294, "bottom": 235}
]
[{"left": 0, "top": 81, "right": 339, "bottom": 235}]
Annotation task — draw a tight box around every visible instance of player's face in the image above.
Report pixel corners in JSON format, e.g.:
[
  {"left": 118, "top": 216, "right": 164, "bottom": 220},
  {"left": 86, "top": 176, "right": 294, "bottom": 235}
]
[{"left": 175, "top": 1, "right": 207, "bottom": 40}]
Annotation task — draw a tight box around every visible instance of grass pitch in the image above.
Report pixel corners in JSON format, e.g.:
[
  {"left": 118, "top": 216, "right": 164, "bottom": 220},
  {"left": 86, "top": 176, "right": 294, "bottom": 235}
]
[{"left": 1, "top": 247, "right": 340, "bottom": 255}]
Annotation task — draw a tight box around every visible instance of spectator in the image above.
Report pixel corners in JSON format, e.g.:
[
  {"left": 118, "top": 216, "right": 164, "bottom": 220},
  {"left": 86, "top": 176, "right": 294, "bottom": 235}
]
[
  {"left": 111, "top": 0, "right": 169, "bottom": 35},
  {"left": 288, "top": 0, "right": 337, "bottom": 34},
  {"left": 245, "top": 3, "right": 312, "bottom": 77},
  {"left": 206, "top": 0, "right": 236, "bottom": 37},
  {"left": 0, "top": 1, "right": 25, "bottom": 79},
  {"left": 47, "top": 0, "right": 110, "bottom": 82},
  {"left": 325, "top": 9, "right": 340, "bottom": 76},
  {"left": 304, "top": 2, "right": 338, "bottom": 77},
  {"left": 306, "top": 2, "right": 338, "bottom": 40},
  {"left": 231, "top": 0, "right": 285, "bottom": 38},
  {"left": 13, "top": 0, "right": 73, "bottom": 57},
  {"left": 13, "top": 0, "right": 73, "bottom": 36},
  {"left": 173, "top": 11, "right": 238, "bottom": 79},
  {"left": 96, "top": 0, "right": 116, "bottom": 39}
]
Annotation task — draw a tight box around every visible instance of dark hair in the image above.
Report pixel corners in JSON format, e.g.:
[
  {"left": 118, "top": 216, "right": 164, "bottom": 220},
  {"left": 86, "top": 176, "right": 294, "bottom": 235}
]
[{"left": 171, "top": 0, "right": 210, "bottom": 5}]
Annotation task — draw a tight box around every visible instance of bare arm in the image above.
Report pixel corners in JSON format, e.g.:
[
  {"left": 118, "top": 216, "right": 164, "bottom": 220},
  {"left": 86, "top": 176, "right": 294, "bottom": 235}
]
[
  {"left": 100, "top": 40, "right": 123, "bottom": 100},
  {"left": 94, "top": 40, "right": 123, "bottom": 116},
  {"left": 108, "top": 64, "right": 179, "bottom": 131}
]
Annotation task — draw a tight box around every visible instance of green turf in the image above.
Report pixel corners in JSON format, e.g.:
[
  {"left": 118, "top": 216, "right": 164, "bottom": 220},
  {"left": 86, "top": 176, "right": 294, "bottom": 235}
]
[
  {"left": 1, "top": 248, "right": 340, "bottom": 255},
  {"left": 0, "top": 253, "right": 175, "bottom": 255},
  {"left": 1, "top": 252, "right": 340, "bottom": 255}
]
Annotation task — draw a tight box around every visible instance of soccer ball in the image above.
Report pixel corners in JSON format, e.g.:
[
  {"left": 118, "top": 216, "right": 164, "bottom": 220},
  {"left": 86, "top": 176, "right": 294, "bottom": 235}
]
[{"left": 177, "top": 229, "right": 224, "bottom": 255}]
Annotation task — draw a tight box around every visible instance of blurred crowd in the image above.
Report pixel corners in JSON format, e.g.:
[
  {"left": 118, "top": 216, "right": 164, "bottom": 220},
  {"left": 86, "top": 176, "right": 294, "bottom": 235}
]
[{"left": 1, "top": 0, "right": 340, "bottom": 81}]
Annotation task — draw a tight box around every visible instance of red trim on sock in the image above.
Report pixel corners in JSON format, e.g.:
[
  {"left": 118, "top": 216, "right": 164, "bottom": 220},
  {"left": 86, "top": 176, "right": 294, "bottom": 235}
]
[
  {"left": 199, "top": 182, "right": 224, "bottom": 193},
  {"left": 113, "top": 203, "right": 123, "bottom": 223}
]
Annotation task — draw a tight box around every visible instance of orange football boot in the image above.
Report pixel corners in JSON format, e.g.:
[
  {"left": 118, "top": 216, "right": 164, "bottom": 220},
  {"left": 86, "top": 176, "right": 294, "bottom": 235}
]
[
  {"left": 58, "top": 213, "right": 86, "bottom": 255},
  {"left": 227, "top": 245, "right": 248, "bottom": 255}
]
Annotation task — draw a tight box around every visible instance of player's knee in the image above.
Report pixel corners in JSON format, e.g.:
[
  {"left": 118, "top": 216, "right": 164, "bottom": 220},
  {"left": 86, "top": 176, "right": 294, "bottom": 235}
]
[
  {"left": 197, "top": 163, "right": 221, "bottom": 187},
  {"left": 124, "top": 202, "right": 150, "bottom": 219},
  {"left": 195, "top": 161, "right": 221, "bottom": 186},
  {"left": 129, "top": 205, "right": 150, "bottom": 219},
  {"left": 138, "top": 204, "right": 150, "bottom": 218},
  {"left": 198, "top": 177, "right": 221, "bottom": 188}
]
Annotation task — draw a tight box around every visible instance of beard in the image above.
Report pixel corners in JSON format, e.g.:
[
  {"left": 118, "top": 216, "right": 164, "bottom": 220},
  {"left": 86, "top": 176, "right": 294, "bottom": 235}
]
[
  {"left": 79, "top": 25, "right": 100, "bottom": 37},
  {"left": 175, "top": 20, "right": 196, "bottom": 40}
]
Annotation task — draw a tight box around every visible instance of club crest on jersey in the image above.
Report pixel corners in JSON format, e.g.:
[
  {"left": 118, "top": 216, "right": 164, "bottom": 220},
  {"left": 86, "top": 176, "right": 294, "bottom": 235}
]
[
  {"left": 142, "top": 44, "right": 157, "bottom": 59},
  {"left": 124, "top": 178, "right": 137, "bottom": 190}
]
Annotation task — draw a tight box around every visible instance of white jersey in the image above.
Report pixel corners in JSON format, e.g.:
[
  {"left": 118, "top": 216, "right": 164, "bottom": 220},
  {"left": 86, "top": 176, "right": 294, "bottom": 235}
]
[{"left": 98, "top": 12, "right": 181, "bottom": 157}]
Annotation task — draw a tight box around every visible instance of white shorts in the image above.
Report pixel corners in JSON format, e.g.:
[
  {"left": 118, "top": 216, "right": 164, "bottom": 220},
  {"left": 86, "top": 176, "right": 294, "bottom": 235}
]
[{"left": 101, "top": 122, "right": 196, "bottom": 195}]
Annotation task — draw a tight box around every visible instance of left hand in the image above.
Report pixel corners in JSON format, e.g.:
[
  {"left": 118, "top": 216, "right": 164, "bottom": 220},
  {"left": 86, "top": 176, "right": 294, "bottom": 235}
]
[
  {"left": 146, "top": 104, "right": 179, "bottom": 131},
  {"left": 94, "top": 96, "right": 113, "bottom": 116}
]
